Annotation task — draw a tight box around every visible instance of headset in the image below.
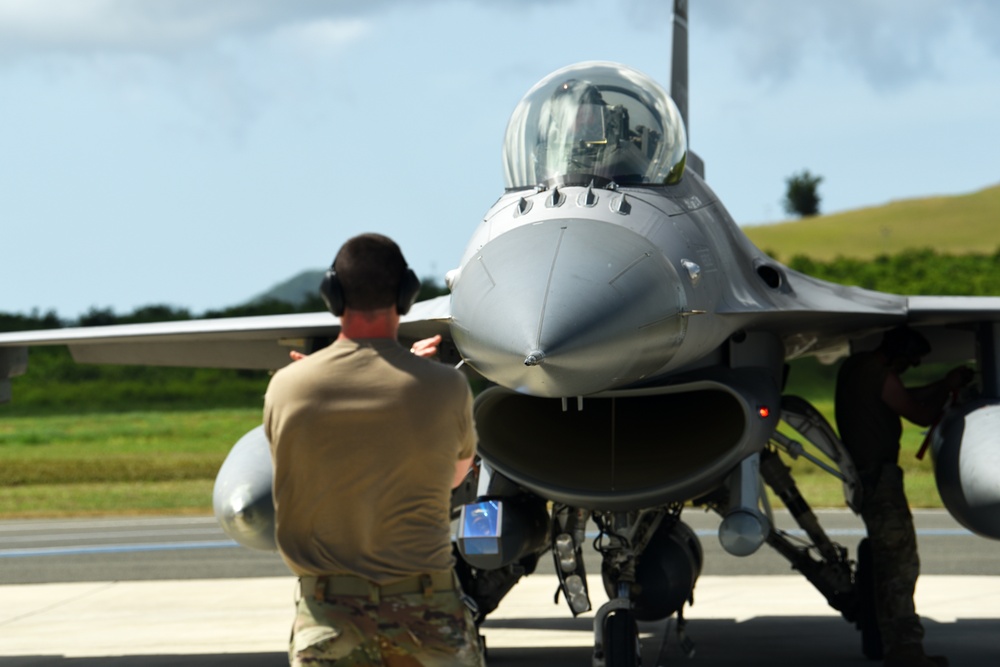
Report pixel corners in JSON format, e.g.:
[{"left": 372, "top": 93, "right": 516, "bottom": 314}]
[{"left": 320, "top": 259, "right": 421, "bottom": 317}]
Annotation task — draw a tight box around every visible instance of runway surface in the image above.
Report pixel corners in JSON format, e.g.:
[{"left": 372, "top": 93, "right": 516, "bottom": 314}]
[{"left": 1, "top": 510, "right": 998, "bottom": 665}]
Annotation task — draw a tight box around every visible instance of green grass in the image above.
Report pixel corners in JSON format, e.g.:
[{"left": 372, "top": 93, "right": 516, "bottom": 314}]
[
  {"left": 770, "top": 418, "right": 941, "bottom": 510},
  {"left": 0, "top": 394, "right": 945, "bottom": 517},
  {"left": 0, "top": 480, "right": 217, "bottom": 518},
  {"left": 0, "top": 346, "right": 270, "bottom": 415},
  {"left": 771, "top": 359, "right": 945, "bottom": 509},
  {"left": 0, "top": 408, "right": 262, "bottom": 517},
  {"left": 744, "top": 183, "right": 1000, "bottom": 261}
]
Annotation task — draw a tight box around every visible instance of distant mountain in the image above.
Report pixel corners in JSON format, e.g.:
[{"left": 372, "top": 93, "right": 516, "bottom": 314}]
[
  {"left": 251, "top": 269, "right": 325, "bottom": 306},
  {"left": 250, "top": 270, "right": 450, "bottom": 309},
  {"left": 743, "top": 183, "right": 1000, "bottom": 262}
]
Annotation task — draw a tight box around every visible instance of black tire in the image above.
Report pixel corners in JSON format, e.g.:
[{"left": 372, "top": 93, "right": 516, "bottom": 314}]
[
  {"left": 604, "top": 609, "right": 640, "bottom": 667},
  {"left": 856, "top": 537, "right": 883, "bottom": 660}
]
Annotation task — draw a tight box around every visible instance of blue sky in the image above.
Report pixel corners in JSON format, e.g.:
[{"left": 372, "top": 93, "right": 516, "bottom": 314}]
[{"left": 1, "top": 0, "right": 998, "bottom": 319}]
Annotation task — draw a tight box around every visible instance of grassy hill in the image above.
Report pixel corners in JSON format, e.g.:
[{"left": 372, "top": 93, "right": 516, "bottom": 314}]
[{"left": 743, "top": 183, "right": 1000, "bottom": 261}]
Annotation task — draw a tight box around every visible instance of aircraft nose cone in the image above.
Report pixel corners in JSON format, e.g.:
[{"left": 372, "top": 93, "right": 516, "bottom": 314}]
[{"left": 451, "top": 219, "right": 687, "bottom": 397}]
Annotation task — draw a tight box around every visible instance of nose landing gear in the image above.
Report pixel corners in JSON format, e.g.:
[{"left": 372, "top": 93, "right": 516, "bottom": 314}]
[{"left": 589, "top": 506, "right": 700, "bottom": 667}]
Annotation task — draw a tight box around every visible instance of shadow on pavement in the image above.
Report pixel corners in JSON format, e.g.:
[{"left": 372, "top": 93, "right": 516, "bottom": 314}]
[
  {"left": 0, "top": 657, "right": 285, "bottom": 666},
  {"left": 4, "top": 617, "right": 997, "bottom": 667}
]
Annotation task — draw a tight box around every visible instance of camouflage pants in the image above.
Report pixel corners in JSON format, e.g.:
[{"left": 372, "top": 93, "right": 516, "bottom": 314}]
[
  {"left": 289, "top": 575, "right": 484, "bottom": 667},
  {"left": 860, "top": 463, "right": 924, "bottom": 651}
]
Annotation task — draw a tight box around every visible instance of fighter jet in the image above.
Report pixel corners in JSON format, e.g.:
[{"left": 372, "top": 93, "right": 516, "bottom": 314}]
[{"left": 3, "top": 2, "right": 1000, "bottom": 664}]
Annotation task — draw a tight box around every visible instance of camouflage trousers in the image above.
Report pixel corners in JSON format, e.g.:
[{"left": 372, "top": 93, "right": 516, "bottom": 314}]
[
  {"left": 289, "top": 572, "right": 485, "bottom": 667},
  {"left": 860, "top": 463, "right": 924, "bottom": 651}
]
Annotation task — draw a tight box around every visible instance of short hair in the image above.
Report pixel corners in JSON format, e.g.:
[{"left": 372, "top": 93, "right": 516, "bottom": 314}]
[
  {"left": 879, "top": 326, "right": 931, "bottom": 363},
  {"left": 333, "top": 233, "right": 409, "bottom": 312}
]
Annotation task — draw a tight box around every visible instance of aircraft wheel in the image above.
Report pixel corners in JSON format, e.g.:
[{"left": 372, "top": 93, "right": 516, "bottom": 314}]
[
  {"left": 856, "top": 537, "right": 883, "bottom": 660},
  {"left": 604, "top": 609, "right": 640, "bottom": 667}
]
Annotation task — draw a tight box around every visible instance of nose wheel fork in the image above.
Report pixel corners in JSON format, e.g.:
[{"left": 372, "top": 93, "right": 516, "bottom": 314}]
[
  {"left": 591, "top": 509, "right": 666, "bottom": 667},
  {"left": 594, "top": 598, "right": 639, "bottom": 667}
]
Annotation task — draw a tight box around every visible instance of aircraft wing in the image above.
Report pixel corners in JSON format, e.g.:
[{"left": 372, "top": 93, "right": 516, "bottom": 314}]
[
  {"left": 718, "top": 263, "right": 1000, "bottom": 363},
  {"left": 0, "top": 295, "right": 453, "bottom": 371},
  {"left": 906, "top": 295, "right": 1000, "bottom": 325}
]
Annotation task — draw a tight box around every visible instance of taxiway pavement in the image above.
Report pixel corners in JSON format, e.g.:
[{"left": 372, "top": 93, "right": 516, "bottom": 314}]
[{"left": 1, "top": 510, "right": 997, "bottom": 666}]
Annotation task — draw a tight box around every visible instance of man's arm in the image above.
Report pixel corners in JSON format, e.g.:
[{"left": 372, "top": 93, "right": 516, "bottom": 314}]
[
  {"left": 882, "top": 366, "right": 973, "bottom": 427},
  {"left": 909, "top": 366, "right": 974, "bottom": 402},
  {"left": 453, "top": 456, "right": 474, "bottom": 488}
]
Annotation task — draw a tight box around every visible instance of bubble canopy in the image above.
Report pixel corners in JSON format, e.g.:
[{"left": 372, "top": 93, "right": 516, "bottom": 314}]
[{"left": 503, "top": 62, "right": 688, "bottom": 189}]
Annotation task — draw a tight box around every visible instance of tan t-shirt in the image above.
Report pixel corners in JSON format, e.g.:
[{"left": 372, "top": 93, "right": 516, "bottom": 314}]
[{"left": 264, "top": 337, "right": 476, "bottom": 582}]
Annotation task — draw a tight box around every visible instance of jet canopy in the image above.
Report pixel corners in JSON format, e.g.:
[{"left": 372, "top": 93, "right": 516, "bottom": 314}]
[{"left": 503, "top": 62, "right": 688, "bottom": 189}]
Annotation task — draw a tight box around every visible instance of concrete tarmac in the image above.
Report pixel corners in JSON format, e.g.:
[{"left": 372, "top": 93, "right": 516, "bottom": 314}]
[
  {"left": 2, "top": 574, "right": 1000, "bottom": 665},
  {"left": 2, "top": 511, "right": 998, "bottom": 665}
]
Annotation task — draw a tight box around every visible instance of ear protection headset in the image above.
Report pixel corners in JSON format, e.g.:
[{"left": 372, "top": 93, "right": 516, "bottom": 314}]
[{"left": 320, "top": 258, "right": 421, "bottom": 317}]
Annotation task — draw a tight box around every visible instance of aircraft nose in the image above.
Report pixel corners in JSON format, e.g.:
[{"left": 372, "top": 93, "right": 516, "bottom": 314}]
[{"left": 451, "top": 219, "right": 687, "bottom": 397}]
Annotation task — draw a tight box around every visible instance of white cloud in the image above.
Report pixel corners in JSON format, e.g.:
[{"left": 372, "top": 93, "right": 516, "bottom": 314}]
[
  {"left": 0, "top": 0, "right": 382, "bottom": 149},
  {"left": 0, "top": 0, "right": 235, "bottom": 54},
  {"left": 270, "top": 18, "right": 371, "bottom": 59},
  {"left": 0, "top": 0, "right": 379, "bottom": 59},
  {"left": 694, "top": 0, "right": 1000, "bottom": 90}
]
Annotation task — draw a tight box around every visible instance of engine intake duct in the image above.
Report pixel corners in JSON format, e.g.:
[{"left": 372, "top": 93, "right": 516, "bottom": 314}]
[{"left": 474, "top": 374, "right": 779, "bottom": 510}]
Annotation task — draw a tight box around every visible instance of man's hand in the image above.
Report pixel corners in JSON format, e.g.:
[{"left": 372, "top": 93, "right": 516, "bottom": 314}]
[
  {"left": 945, "top": 366, "right": 975, "bottom": 391},
  {"left": 409, "top": 335, "right": 442, "bottom": 358}
]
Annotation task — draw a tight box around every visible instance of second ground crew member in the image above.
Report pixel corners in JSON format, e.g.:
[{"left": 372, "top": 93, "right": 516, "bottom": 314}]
[{"left": 836, "top": 326, "right": 972, "bottom": 667}]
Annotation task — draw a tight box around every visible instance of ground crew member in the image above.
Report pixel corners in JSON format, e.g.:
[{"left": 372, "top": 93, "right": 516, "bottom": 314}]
[
  {"left": 835, "top": 326, "right": 972, "bottom": 667},
  {"left": 264, "top": 233, "right": 483, "bottom": 666}
]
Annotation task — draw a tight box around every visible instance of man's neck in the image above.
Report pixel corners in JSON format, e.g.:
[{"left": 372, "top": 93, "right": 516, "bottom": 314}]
[{"left": 336, "top": 307, "right": 399, "bottom": 341}]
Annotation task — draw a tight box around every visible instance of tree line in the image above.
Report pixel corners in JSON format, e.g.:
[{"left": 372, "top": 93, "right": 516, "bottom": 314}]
[
  {"left": 1, "top": 253, "right": 995, "bottom": 414},
  {"left": 0, "top": 279, "right": 450, "bottom": 333},
  {"left": 0, "top": 279, "right": 449, "bottom": 414},
  {"left": 781, "top": 248, "right": 1000, "bottom": 296}
]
